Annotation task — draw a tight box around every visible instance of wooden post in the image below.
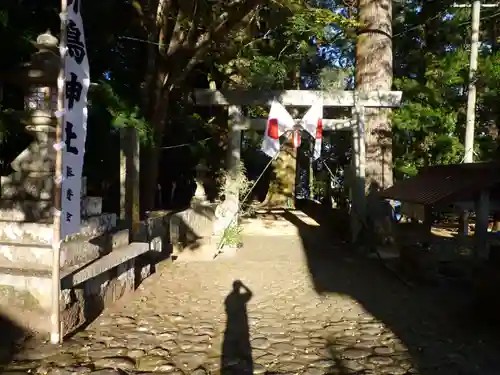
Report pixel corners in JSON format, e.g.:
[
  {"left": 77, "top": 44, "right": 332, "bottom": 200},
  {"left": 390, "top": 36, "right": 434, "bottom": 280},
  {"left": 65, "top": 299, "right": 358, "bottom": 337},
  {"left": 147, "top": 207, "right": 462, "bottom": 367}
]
[
  {"left": 120, "top": 127, "right": 140, "bottom": 237},
  {"left": 475, "top": 189, "right": 490, "bottom": 259},
  {"left": 120, "top": 132, "right": 126, "bottom": 222},
  {"left": 51, "top": 0, "right": 67, "bottom": 345},
  {"left": 459, "top": 212, "right": 469, "bottom": 237},
  {"left": 423, "top": 205, "right": 434, "bottom": 242}
]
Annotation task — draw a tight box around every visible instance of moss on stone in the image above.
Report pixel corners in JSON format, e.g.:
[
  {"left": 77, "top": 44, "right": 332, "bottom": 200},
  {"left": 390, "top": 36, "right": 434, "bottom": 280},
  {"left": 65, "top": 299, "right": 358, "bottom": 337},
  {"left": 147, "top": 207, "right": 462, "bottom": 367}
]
[{"left": 0, "top": 285, "right": 42, "bottom": 310}]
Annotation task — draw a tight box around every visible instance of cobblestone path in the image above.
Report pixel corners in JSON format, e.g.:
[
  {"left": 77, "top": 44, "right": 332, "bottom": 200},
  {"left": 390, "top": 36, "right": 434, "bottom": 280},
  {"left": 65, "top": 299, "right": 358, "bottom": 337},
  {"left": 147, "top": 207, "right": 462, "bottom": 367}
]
[{"left": 4, "top": 233, "right": 500, "bottom": 375}]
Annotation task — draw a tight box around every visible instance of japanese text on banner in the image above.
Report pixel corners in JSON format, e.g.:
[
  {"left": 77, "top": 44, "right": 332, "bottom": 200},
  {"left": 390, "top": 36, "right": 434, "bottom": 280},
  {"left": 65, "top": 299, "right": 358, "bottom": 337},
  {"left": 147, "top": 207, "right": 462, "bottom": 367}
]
[{"left": 60, "top": 0, "right": 90, "bottom": 239}]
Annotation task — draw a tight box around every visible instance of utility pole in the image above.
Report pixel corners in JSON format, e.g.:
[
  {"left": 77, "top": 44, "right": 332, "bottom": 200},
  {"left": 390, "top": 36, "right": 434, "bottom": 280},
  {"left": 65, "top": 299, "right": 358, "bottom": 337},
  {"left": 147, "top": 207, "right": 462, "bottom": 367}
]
[
  {"left": 465, "top": 0, "right": 481, "bottom": 163},
  {"left": 453, "top": 2, "right": 497, "bottom": 236},
  {"left": 453, "top": 2, "right": 498, "bottom": 163}
]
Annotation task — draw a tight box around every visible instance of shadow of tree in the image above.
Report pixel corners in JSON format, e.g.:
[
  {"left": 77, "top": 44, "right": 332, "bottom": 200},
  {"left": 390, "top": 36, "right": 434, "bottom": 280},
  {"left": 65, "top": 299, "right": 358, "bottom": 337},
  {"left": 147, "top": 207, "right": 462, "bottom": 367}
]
[{"left": 283, "top": 202, "right": 500, "bottom": 375}]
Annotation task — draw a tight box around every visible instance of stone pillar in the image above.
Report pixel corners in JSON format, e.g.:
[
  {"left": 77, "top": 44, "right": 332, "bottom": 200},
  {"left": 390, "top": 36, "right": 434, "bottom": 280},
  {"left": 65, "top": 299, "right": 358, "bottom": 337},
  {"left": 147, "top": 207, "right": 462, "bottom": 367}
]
[
  {"left": 225, "top": 105, "right": 243, "bottom": 217},
  {"left": 0, "top": 32, "right": 60, "bottom": 222},
  {"left": 475, "top": 189, "right": 490, "bottom": 259},
  {"left": 212, "top": 106, "right": 242, "bottom": 241},
  {"left": 350, "top": 105, "right": 366, "bottom": 243},
  {"left": 120, "top": 127, "right": 140, "bottom": 235},
  {"left": 296, "top": 137, "right": 313, "bottom": 201},
  {"left": 458, "top": 211, "right": 469, "bottom": 237}
]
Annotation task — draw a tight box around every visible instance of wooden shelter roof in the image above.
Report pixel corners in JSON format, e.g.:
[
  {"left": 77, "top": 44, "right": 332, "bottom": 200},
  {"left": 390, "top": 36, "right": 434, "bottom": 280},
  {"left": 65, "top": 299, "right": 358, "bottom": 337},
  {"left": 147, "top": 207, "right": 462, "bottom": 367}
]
[{"left": 379, "top": 162, "right": 500, "bottom": 206}]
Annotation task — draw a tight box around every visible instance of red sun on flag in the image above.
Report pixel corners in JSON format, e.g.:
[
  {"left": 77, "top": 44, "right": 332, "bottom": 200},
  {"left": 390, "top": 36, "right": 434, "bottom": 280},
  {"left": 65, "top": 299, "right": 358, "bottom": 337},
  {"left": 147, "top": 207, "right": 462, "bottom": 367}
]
[
  {"left": 292, "top": 129, "right": 301, "bottom": 149},
  {"left": 267, "top": 118, "right": 279, "bottom": 140},
  {"left": 316, "top": 119, "right": 323, "bottom": 139}
]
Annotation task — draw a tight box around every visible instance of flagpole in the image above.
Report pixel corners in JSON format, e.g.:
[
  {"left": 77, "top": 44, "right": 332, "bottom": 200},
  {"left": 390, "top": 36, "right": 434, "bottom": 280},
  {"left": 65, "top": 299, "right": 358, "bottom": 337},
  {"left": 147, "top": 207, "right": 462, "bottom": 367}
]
[{"left": 51, "top": 0, "right": 67, "bottom": 345}]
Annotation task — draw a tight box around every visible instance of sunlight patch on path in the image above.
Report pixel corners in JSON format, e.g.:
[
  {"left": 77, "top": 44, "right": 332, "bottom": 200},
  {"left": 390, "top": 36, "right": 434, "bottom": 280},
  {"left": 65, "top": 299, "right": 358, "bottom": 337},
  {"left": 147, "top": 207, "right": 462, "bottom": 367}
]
[{"left": 241, "top": 210, "right": 319, "bottom": 236}]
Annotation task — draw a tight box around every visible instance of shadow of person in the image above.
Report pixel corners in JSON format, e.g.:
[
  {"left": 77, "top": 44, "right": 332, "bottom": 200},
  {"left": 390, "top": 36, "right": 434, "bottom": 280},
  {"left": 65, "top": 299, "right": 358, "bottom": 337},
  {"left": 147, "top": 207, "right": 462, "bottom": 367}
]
[{"left": 221, "top": 280, "right": 253, "bottom": 375}]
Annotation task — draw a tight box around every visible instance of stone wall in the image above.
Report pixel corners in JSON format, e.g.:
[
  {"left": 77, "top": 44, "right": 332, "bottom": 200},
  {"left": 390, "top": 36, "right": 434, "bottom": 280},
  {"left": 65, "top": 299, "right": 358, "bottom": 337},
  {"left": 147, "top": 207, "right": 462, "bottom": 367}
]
[
  {"left": 60, "top": 256, "right": 152, "bottom": 336},
  {"left": 133, "top": 203, "right": 217, "bottom": 256}
]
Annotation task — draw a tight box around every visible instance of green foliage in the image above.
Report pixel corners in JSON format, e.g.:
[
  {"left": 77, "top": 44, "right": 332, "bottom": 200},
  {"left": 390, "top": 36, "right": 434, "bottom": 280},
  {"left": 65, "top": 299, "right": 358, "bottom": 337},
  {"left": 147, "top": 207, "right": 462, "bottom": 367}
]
[
  {"left": 0, "top": 10, "right": 7, "bottom": 27},
  {"left": 6, "top": 0, "right": 500, "bottom": 206},
  {"left": 219, "top": 224, "right": 243, "bottom": 247},
  {"left": 390, "top": 1, "right": 500, "bottom": 178},
  {"left": 318, "top": 66, "right": 354, "bottom": 90},
  {"left": 285, "top": 7, "right": 356, "bottom": 42},
  {"left": 221, "top": 1, "right": 353, "bottom": 91},
  {"left": 89, "top": 82, "right": 153, "bottom": 145},
  {"left": 312, "top": 178, "right": 328, "bottom": 198},
  {"left": 246, "top": 56, "right": 289, "bottom": 89}
]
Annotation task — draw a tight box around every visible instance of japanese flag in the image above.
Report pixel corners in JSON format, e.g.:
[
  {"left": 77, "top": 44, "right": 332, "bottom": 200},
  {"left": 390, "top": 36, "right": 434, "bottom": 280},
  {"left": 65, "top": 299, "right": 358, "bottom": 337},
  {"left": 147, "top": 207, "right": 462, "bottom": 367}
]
[
  {"left": 302, "top": 103, "right": 323, "bottom": 160},
  {"left": 261, "top": 101, "right": 295, "bottom": 158}
]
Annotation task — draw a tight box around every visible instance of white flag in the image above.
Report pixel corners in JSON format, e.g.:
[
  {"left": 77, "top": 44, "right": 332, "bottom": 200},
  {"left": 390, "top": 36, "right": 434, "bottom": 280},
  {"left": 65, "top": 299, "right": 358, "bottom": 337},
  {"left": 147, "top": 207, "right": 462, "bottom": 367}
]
[
  {"left": 261, "top": 101, "right": 295, "bottom": 158},
  {"left": 301, "top": 103, "right": 323, "bottom": 160},
  {"left": 60, "top": 0, "right": 90, "bottom": 239}
]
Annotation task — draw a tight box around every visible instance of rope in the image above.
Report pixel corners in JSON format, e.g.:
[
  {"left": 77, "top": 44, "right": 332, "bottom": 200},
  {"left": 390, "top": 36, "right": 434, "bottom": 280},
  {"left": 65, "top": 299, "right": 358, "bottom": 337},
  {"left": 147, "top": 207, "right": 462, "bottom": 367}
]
[{"left": 160, "top": 137, "right": 212, "bottom": 149}]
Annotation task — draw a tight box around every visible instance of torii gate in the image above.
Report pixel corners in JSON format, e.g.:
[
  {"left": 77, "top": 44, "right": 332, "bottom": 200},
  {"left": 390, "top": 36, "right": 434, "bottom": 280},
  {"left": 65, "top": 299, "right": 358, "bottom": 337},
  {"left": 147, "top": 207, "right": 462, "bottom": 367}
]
[{"left": 194, "top": 89, "right": 402, "bottom": 242}]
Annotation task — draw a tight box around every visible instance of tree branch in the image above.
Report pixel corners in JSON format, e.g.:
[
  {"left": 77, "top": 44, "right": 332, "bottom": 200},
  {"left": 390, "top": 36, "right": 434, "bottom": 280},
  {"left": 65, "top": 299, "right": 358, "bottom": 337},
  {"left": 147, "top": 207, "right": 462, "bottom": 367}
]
[
  {"left": 185, "top": 0, "right": 200, "bottom": 49},
  {"left": 158, "top": 0, "right": 179, "bottom": 57},
  {"left": 165, "top": 0, "right": 265, "bottom": 87}
]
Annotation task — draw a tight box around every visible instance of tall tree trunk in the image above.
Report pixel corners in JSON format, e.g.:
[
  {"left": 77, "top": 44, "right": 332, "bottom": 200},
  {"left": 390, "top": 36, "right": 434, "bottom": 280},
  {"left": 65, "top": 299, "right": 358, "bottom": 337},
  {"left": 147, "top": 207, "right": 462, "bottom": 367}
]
[
  {"left": 135, "top": 0, "right": 265, "bottom": 214},
  {"left": 355, "top": 0, "right": 394, "bottom": 244},
  {"left": 356, "top": 0, "right": 393, "bottom": 191},
  {"left": 140, "top": 90, "right": 170, "bottom": 214},
  {"left": 262, "top": 141, "right": 297, "bottom": 209}
]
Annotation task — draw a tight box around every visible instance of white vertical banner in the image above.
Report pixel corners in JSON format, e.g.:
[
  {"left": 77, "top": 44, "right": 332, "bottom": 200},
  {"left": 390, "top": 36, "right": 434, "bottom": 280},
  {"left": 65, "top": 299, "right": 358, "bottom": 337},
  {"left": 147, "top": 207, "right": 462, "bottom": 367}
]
[{"left": 60, "top": 0, "right": 90, "bottom": 238}]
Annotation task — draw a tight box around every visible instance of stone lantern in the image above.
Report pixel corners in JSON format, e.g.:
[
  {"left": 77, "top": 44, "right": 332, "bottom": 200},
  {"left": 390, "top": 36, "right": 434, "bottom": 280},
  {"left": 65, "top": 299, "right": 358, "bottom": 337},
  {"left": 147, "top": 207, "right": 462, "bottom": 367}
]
[{"left": 0, "top": 31, "right": 61, "bottom": 221}]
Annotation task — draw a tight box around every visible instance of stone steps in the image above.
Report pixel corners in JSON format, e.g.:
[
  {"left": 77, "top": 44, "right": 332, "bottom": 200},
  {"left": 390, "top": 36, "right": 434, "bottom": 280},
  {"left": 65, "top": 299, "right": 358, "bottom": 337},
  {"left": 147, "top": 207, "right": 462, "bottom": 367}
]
[
  {"left": 61, "top": 242, "right": 149, "bottom": 288},
  {"left": 0, "top": 238, "right": 147, "bottom": 307}
]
